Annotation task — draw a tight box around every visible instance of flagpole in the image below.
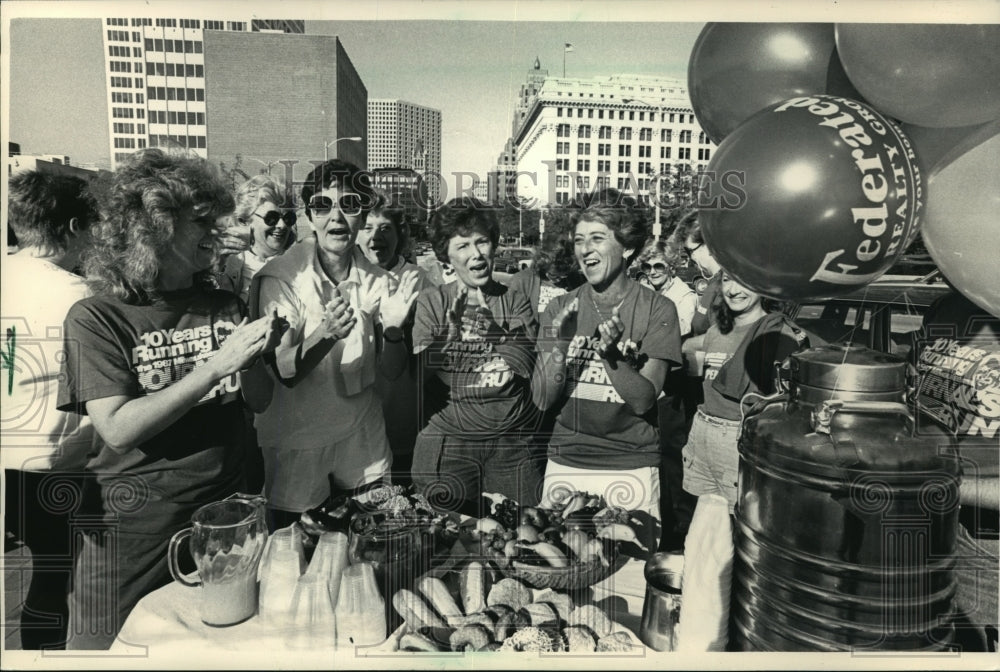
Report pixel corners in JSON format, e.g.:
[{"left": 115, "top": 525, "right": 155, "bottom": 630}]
[{"left": 563, "top": 48, "right": 566, "bottom": 77}]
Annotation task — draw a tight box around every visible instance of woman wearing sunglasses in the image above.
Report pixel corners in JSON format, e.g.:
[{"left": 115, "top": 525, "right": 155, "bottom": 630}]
[
  {"left": 217, "top": 175, "right": 296, "bottom": 304},
  {"left": 637, "top": 239, "right": 697, "bottom": 339}
]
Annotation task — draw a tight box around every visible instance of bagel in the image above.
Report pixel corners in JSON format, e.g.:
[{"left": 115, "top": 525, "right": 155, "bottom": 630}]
[
  {"left": 561, "top": 625, "right": 597, "bottom": 652},
  {"left": 568, "top": 604, "right": 612, "bottom": 638},
  {"left": 487, "top": 578, "right": 532, "bottom": 612},
  {"left": 449, "top": 624, "right": 494, "bottom": 652},
  {"left": 596, "top": 631, "right": 634, "bottom": 652}
]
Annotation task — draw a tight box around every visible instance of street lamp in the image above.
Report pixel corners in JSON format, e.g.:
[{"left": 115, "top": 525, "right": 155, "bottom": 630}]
[
  {"left": 623, "top": 97, "right": 667, "bottom": 239},
  {"left": 324, "top": 136, "right": 363, "bottom": 162}
]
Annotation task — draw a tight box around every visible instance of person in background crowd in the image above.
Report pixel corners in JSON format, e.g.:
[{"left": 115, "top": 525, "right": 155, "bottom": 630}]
[
  {"left": 250, "top": 160, "right": 420, "bottom": 530},
  {"left": 506, "top": 236, "right": 585, "bottom": 322},
  {"left": 216, "top": 175, "right": 296, "bottom": 304},
  {"left": 2, "top": 172, "right": 99, "bottom": 649},
  {"left": 910, "top": 289, "right": 999, "bottom": 652},
  {"left": 672, "top": 210, "right": 722, "bottom": 337},
  {"left": 356, "top": 188, "right": 432, "bottom": 484},
  {"left": 637, "top": 237, "right": 700, "bottom": 550},
  {"left": 681, "top": 270, "right": 811, "bottom": 514},
  {"left": 532, "top": 189, "right": 682, "bottom": 553},
  {"left": 411, "top": 198, "right": 542, "bottom": 515},
  {"left": 56, "top": 149, "right": 283, "bottom": 649}
]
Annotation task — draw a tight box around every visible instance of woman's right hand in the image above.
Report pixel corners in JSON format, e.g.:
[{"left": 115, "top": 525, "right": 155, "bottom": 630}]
[
  {"left": 548, "top": 297, "right": 579, "bottom": 347},
  {"left": 211, "top": 314, "right": 284, "bottom": 378}
]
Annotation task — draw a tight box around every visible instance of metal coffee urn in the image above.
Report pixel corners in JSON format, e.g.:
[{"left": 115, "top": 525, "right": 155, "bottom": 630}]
[{"left": 733, "top": 344, "right": 961, "bottom": 651}]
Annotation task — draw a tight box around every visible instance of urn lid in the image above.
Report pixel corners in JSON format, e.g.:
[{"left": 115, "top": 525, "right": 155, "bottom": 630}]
[{"left": 788, "top": 344, "right": 907, "bottom": 393}]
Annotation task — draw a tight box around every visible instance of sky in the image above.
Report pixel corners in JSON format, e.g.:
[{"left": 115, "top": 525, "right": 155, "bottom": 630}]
[{"left": 4, "top": 0, "right": 999, "bottom": 179}]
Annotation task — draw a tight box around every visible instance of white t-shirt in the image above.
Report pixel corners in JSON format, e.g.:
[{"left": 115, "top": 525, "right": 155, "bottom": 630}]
[{"left": 1, "top": 254, "right": 95, "bottom": 470}]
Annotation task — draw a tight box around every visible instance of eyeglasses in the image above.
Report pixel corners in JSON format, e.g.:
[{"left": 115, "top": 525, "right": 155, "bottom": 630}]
[
  {"left": 254, "top": 210, "right": 297, "bottom": 228},
  {"left": 640, "top": 262, "right": 668, "bottom": 274},
  {"left": 685, "top": 241, "right": 704, "bottom": 256},
  {"left": 308, "top": 194, "right": 364, "bottom": 217}
]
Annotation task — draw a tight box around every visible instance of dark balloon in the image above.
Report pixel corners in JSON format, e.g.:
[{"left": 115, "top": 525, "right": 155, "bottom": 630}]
[
  {"left": 902, "top": 120, "right": 1000, "bottom": 177},
  {"left": 836, "top": 24, "right": 1000, "bottom": 128},
  {"left": 923, "top": 130, "right": 1000, "bottom": 318},
  {"left": 688, "top": 23, "right": 864, "bottom": 144},
  {"left": 699, "top": 95, "right": 922, "bottom": 302}
]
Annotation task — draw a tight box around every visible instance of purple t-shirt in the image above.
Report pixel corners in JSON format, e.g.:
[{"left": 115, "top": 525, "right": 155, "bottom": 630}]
[
  {"left": 541, "top": 281, "right": 682, "bottom": 470},
  {"left": 412, "top": 281, "right": 539, "bottom": 439},
  {"left": 57, "top": 288, "right": 246, "bottom": 531}
]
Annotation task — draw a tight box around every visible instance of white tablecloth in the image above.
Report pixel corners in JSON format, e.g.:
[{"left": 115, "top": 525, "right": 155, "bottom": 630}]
[{"left": 110, "top": 558, "right": 649, "bottom": 659}]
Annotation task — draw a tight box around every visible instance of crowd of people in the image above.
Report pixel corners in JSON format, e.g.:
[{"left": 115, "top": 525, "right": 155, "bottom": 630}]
[{"left": 2, "top": 148, "right": 996, "bottom": 652}]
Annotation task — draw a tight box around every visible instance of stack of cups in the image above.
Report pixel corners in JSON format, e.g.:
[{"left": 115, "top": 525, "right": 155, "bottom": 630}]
[
  {"left": 289, "top": 573, "right": 338, "bottom": 650},
  {"left": 305, "top": 532, "right": 350, "bottom": 611},
  {"left": 258, "top": 524, "right": 307, "bottom": 624},
  {"left": 336, "top": 562, "right": 386, "bottom": 649}
]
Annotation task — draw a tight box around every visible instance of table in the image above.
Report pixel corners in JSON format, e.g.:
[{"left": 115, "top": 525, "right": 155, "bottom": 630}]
[{"left": 110, "top": 557, "right": 650, "bottom": 659}]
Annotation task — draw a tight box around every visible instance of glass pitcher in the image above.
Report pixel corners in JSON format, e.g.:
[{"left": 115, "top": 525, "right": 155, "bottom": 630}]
[{"left": 168, "top": 494, "right": 268, "bottom": 626}]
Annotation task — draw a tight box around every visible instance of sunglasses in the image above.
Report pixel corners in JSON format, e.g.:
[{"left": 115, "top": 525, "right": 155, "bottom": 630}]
[
  {"left": 640, "top": 262, "right": 668, "bottom": 273},
  {"left": 254, "top": 210, "right": 297, "bottom": 228},
  {"left": 685, "top": 241, "right": 704, "bottom": 256},
  {"left": 308, "top": 194, "right": 364, "bottom": 217}
]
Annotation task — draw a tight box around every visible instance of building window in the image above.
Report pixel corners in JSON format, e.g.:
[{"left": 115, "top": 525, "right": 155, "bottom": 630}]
[
  {"left": 661, "top": 129, "right": 672, "bottom": 143},
  {"left": 578, "top": 142, "right": 591, "bottom": 154},
  {"left": 556, "top": 158, "right": 569, "bottom": 170},
  {"left": 557, "top": 123, "right": 570, "bottom": 137},
  {"left": 597, "top": 160, "right": 610, "bottom": 172},
  {"left": 588, "top": 109, "right": 594, "bottom": 118},
  {"left": 618, "top": 145, "right": 632, "bottom": 157},
  {"left": 669, "top": 113, "right": 676, "bottom": 123},
  {"left": 557, "top": 108, "right": 563, "bottom": 117},
  {"left": 145, "top": 38, "right": 154, "bottom": 50},
  {"left": 679, "top": 147, "right": 691, "bottom": 160},
  {"left": 698, "top": 148, "right": 712, "bottom": 161},
  {"left": 557, "top": 142, "right": 569, "bottom": 154},
  {"left": 680, "top": 130, "right": 692, "bottom": 143},
  {"left": 556, "top": 192, "right": 569, "bottom": 205},
  {"left": 137, "top": 108, "right": 144, "bottom": 119},
  {"left": 598, "top": 126, "right": 612, "bottom": 140},
  {"left": 154, "top": 38, "right": 163, "bottom": 51},
  {"left": 597, "top": 143, "right": 610, "bottom": 156},
  {"left": 618, "top": 161, "right": 631, "bottom": 173},
  {"left": 660, "top": 146, "right": 672, "bottom": 159},
  {"left": 619, "top": 128, "right": 632, "bottom": 141},
  {"left": 578, "top": 125, "right": 591, "bottom": 138},
  {"left": 639, "top": 145, "right": 651, "bottom": 158},
  {"left": 577, "top": 159, "right": 590, "bottom": 172},
  {"left": 639, "top": 127, "right": 652, "bottom": 141}
]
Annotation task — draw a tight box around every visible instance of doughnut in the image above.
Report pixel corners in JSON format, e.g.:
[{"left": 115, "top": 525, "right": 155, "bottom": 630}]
[
  {"left": 486, "top": 578, "right": 532, "bottom": 612},
  {"left": 561, "top": 625, "right": 597, "bottom": 652},
  {"left": 449, "top": 624, "right": 494, "bottom": 652},
  {"left": 596, "top": 631, "right": 634, "bottom": 652},
  {"left": 568, "top": 604, "right": 613, "bottom": 638},
  {"left": 498, "top": 626, "right": 561, "bottom": 652}
]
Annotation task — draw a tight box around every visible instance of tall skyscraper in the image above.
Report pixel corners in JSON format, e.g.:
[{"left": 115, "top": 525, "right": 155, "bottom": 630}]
[
  {"left": 100, "top": 16, "right": 304, "bottom": 168},
  {"left": 506, "top": 67, "right": 716, "bottom": 235},
  {"left": 367, "top": 99, "right": 442, "bottom": 203}
]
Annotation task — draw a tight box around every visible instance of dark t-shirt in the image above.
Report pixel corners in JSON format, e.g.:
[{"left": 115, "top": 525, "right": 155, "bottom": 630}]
[
  {"left": 700, "top": 322, "right": 756, "bottom": 420},
  {"left": 507, "top": 269, "right": 568, "bottom": 322},
  {"left": 911, "top": 292, "right": 1000, "bottom": 479},
  {"left": 542, "top": 281, "right": 682, "bottom": 470},
  {"left": 57, "top": 288, "right": 246, "bottom": 531},
  {"left": 412, "top": 281, "right": 539, "bottom": 439}
]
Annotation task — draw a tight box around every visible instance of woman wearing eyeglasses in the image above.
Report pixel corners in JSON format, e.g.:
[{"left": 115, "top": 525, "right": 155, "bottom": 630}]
[
  {"left": 217, "top": 175, "right": 296, "bottom": 304},
  {"left": 671, "top": 210, "right": 722, "bottom": 337}
]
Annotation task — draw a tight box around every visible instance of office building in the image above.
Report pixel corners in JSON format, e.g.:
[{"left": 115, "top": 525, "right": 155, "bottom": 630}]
[
  {"left": 509, "top": 68, "right": 715, "bottom": 234},
  {"left": 100, "top": 16, "right": 305, "bottom": 168},
  {"left": 368, "top": 99, "right": 442, "bottom": 203}
]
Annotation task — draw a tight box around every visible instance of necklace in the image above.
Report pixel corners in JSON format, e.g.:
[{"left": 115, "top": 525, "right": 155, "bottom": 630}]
[{"left": 589, "top": 285, "right": 626, "bottom": 321}]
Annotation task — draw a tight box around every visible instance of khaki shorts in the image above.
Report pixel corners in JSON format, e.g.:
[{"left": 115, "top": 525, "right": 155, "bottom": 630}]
[{"left": 682, "top": 409, "right": 742, "bottom": 512}]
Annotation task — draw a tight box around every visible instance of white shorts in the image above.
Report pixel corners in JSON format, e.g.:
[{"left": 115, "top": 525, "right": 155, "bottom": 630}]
[{"left": 262, "top": 411, "right": 392, "bottom": 513}]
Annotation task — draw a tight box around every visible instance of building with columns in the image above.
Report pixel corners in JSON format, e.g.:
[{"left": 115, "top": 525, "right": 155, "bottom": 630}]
[{"left": 507, "top": 66, "right": 716, "bottom": 235}]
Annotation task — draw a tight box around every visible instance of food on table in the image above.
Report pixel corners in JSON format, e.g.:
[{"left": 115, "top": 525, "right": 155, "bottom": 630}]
[
  {"left": 596, "top": 523, "right": 648, "bottom": 553},
  {"left": 487, "top": 578, "right": 533, "bottom": 612},
  {"left": 596, "top": 631, "right": 634, "bottom": 652},
  {"left": 399, "top": 631, "right": 441, "bottom": 652},
  {"left": 450, "top": 624, "right": 493, "bottom": 652},
  {"left": 477, "top": 641, "right": 502, "bottom": 652},
  {"left": 392, "top": 588, "right": 447, "bottom": 629},
  {"left": 459, "top": 560, "right": 488, "bottom": 615},
  {"left": 494, "top": 609, "right": 531, "bottom": 642},
  {"left": 514, "top": 541, "right": 569, "bottom": 568},
  {"left": 568, "top": 604, "right": 613, "bottom": 638},
  {"left": 562, "top": 625, "right": 597, "bottom": 652},
  {"left": 520, "top": 602, "right": 558, "bottom": 628},
  {"left": 499, "top": 626, "right": 563, "bottom": 652},
  {"left": 534, "top": 589, "right": 574, "bottom": 621},
  {"left": 418, "top": 576, "right": 463, "bottom": 625}
]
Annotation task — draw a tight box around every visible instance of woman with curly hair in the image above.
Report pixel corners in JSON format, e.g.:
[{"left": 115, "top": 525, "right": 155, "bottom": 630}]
[
  {"left": 216, "top": 174, "right": 296, "bottom": 303},
  {"left": 531, "top": 189, "right": 683, "bottom": 553},
  {"left": 57, "top": 149, "right": 283, "bottom": 649}
]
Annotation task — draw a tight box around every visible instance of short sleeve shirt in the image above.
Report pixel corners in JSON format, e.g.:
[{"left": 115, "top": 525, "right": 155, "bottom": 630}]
[
  {"left": 412, "top": 282, "right": 538, "bottom": 439},
  {"left": 542, "top": 281, "right": 682, "bottom": 470},
  {"left": 57, "top": 288, "right": 246, "bottom": 530},
  {"left": 699, "top": 322, "right": 756, "bottom": 420}
]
